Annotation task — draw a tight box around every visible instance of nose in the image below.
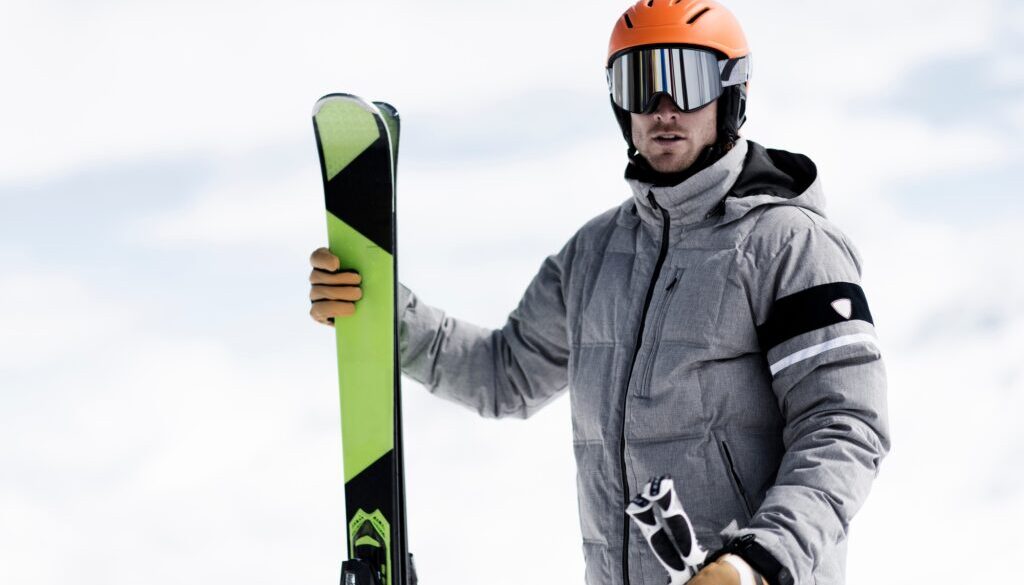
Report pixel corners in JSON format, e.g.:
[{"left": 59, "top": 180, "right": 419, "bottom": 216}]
[{"left": 652, "top": 94, "right": 682, "bottom": 118}]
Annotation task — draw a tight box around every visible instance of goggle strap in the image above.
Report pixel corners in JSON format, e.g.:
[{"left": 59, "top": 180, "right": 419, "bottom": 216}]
[{"left": 719, "top": 55, "right": 752, "bottom": 88}]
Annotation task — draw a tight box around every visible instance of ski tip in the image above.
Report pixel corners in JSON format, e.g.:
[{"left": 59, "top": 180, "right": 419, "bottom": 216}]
[
  {"left": 373, "top": 101, "right": 400, "bottom": 120},
  {"left": 312, "top": 93, "right": 383, "bottom": 119}
]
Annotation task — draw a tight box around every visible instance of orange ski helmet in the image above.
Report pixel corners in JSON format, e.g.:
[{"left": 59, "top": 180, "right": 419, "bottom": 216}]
[
  {"left": 606, "top": 0, "right": 751, "bottom": 153},
  {"left": 607, "top": 0, "right": 749, "bottom": 65}
]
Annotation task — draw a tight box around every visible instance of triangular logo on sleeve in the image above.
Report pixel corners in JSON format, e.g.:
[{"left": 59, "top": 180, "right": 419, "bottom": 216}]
[{"left": 831, "top": 298, "right": 853, "bottom": 319}]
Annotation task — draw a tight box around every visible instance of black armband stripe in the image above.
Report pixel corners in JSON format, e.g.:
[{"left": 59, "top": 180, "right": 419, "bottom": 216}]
[{"left": 756, "top": 282, "right": 873, "bottom": 351}]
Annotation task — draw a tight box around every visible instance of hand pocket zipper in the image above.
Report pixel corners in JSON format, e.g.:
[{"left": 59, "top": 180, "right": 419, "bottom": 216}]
[{"left": 721, "top": 439, "right": 755, "bottom": 521}]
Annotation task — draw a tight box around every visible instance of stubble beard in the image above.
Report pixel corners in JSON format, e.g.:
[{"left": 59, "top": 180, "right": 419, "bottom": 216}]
[
  {"left": 636, "top": 123, "right": 716, "bottom": 174},
  {"left": 646, "top": 148, "right": 703, "bottom": 173}
]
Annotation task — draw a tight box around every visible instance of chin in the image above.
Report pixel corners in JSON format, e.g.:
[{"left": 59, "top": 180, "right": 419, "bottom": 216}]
[
  {"left": 651, "top": 156, "right": 695, "bottom": 174},
  {"left": 642, "top": 145, "right": 696, "bottom": 173}
]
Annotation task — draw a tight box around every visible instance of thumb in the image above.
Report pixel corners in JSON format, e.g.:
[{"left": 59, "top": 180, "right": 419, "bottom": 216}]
[{"left": 310, "top": 247, "right": 341, "bottom": 271}]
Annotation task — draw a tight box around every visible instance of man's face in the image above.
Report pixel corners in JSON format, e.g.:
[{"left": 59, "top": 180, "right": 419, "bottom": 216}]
[{"left": 631, "top": 94, "right": 718, "bottom": 173}]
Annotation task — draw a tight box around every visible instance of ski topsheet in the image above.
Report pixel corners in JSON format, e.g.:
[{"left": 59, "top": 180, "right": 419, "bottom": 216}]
[{"left": 312, "top": 94, "right": 411, "bottom": 585}]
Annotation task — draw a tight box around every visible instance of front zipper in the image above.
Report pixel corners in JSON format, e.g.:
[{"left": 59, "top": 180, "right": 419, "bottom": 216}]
[
  {"left": 721, "top": 440, "right": 755, "bottom": 520},
  {"left": 620, "top": 192, "right": 671, "bottom": 585},
  {"left": 634, "top": 267, "right": 683, "bottom": 398}
]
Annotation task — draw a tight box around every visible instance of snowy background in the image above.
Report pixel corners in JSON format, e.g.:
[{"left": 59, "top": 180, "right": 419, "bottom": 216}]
[{"left": 2, "top": 0, "right": 1022, "bottom": 583}]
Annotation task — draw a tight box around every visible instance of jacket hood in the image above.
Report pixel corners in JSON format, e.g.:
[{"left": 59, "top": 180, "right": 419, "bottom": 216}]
[
  {"left": 720, "top": 140, "right": 825, "bottom": 224},
  {"left": 626, "top": 139, "right": 826, "bottom": 228}
]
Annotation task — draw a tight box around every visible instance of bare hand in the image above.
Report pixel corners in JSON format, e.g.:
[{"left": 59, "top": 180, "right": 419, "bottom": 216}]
[
  {"left": 689, "top": 556, "right": 767, "bottom": 585},
  {"left": 309, "top": 247, "right": 363, "bottom": 326}
]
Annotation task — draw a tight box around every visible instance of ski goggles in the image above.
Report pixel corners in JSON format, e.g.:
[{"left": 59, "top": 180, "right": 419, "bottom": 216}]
[{"left": 607, "top": 46, "right": 751, "bottom": 114}]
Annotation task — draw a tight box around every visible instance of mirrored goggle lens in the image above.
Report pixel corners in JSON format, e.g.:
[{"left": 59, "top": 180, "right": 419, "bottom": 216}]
[{"left": 607, "top": 47, "right": 750, "bottom": 114}]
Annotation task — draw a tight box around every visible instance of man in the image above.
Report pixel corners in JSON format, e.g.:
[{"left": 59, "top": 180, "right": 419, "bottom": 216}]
[{"left": 309, "top": 1, "right": 890, "bottom": 584}]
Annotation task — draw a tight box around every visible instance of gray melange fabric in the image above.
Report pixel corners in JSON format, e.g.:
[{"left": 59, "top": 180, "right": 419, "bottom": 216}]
[{"left": 397, "top": 138, "right": 890, "bottom": 585}]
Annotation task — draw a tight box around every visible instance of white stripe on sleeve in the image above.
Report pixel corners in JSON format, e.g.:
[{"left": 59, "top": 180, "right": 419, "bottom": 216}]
[{"left": 769, "top": 333, "right": 879, "bottom": 376}]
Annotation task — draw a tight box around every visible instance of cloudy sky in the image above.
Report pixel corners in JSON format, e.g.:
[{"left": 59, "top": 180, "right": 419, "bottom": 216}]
[{"left": 2, "top": 0, "right": 1022, "bottom": 583}]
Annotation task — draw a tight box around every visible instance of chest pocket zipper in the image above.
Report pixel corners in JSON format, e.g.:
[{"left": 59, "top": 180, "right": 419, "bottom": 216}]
[{"left": 634, "top": 267, "right": 684, "bottom": 398}]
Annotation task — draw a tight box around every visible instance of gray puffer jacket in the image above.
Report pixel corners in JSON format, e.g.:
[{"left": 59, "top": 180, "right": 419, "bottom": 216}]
[{"left": 398, "top": 139, "right": 890, "bottom": 585}]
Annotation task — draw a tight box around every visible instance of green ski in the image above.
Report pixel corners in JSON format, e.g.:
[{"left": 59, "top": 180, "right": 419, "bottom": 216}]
[{"left": 312, "top": 94, "right": 413, "bottom": 585}]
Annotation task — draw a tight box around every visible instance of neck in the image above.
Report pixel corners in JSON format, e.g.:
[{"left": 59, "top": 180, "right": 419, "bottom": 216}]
[{"left": 625, "top": 138, "right": 749, "bottom": 229}]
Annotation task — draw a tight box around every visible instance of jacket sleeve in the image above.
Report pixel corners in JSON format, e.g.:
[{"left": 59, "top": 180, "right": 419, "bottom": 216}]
[
  {"left": 724, "top": 216, "right": 891, "bottom": 585},
  {"left": 395, "top": 238, "right": 574, "bottom": 419}
]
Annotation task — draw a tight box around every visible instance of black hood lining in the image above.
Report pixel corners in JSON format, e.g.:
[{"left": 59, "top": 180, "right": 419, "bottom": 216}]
[{"left": 728, "top": 140, "right": 817, "bottom": 200}]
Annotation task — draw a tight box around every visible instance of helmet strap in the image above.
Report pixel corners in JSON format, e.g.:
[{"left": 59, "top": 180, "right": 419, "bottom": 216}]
[{"left": 718, "top": 84, "right": 747, "bottom": 147}]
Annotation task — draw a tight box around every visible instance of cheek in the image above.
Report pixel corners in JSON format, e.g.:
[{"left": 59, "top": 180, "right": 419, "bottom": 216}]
[
  {"left": 702, "top": 107, "right": 719, "bottom": 140},
  {"left": 630, "top": 116, "right": 643, "bottom": 144}
]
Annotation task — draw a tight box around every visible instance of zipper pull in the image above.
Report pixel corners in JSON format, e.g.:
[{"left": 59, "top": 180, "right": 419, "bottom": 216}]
[{"left": 646, "top": 191, "right": 662, "bottom": 210}]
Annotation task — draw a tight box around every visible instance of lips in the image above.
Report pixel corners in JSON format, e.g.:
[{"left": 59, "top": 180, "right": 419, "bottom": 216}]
[{"left": 653, "top": 133, "right": 685, "bottom": 143}]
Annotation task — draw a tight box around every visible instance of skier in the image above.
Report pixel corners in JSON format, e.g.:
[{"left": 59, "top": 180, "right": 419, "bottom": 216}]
[{"left": 309, "top": 1, "right": 890, "bottom": 584}]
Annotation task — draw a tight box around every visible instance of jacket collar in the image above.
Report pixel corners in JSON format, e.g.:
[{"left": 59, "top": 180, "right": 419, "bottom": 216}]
[{"left": 626, "top": 139, "right": 749, "bottom": 228}]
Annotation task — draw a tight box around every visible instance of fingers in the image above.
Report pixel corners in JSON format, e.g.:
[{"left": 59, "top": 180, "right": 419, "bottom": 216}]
[
  {"left": 310, "top": 284, "right": 363, "bottom": 302},
  {"left": 310, "top": 247, "right": 341, "bottom": 271},
  {"left": 309, "top": 269, "right": 361, "bottom": 285},
  {"left": 310, "top": 300, "right": 356, "bottom": 325},
  {"left": 309, "top": 247, "right": 362, "bottom": 326}
]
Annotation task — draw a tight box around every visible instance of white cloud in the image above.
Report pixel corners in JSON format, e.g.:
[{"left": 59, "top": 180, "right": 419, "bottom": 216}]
[
  {"left": 0, "top": 0, "right": 623, "bottom": 183},
  {"left": 0, "top": 272, "right": 132, "bottom": 370},
  {"left": 1009, "top": 100, "right": 1024, "bottom": 134},
  {"left": 739, "top": 0, "right": 998, "bottom": 100},
  {"left": 4, "top": 0, "right": 1006, "bottom": 182},
  {"left": 132, "top": 159, "right": 323, "bottom": 252}
]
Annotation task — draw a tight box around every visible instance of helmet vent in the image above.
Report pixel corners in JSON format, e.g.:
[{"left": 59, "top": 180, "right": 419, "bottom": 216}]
[
  {"left": 687, "top": 7, "right": 711, "bottom": 24},
  {"left": 623, "top": 13, "right": 634, "bottom": 28}
]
